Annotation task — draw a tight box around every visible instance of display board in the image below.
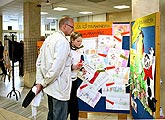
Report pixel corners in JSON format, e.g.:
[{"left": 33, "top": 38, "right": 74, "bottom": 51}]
[
  {"left": 37, "top": 41, "right": 44, "bottom": 55},
  {"left": 130, "top": 12, "right": 160, "bottom": 119},
  {"left": 74, "top": 22, "right": 131, "bottom": 114}
]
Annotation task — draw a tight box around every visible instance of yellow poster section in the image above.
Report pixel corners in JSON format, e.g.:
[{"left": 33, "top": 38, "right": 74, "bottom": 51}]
[{"left": 132, "top": 13, "right": 156, "bottom": 44}]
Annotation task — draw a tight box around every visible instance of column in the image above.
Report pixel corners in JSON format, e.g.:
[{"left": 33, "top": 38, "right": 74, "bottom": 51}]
[
  {"left": 159, "top": 0, "right": 165, "bottom": 119},
  {"left": 132, "top": 0, "right": 159, "bottom": 20},
  {"left": 23, "top": 2, "right": 41, "bottom": 87}
]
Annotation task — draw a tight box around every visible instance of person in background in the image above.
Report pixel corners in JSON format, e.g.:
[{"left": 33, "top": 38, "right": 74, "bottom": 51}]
[
  {"left": 35, "top": 16, "right": 74, "bottom": 120},
  {"left": 0, "top": 41, "right": 7, "bottom": 75},
  {"left": 68, "top": 32, "right": 84, "bottom": 120},
  {"left": 19, "top": 40, "right": 24, "bottom": 77}
]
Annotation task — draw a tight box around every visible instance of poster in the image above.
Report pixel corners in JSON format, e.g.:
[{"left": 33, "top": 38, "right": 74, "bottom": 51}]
[
  {"left": 75, "top": 22, "right": 131, "bottom": 113},
  {"left": 130, "top": 13, "right": 158, "bottom": 118}
]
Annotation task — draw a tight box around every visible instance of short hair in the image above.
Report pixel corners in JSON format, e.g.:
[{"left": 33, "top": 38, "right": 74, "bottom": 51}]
[
  {"left": 70, "top": 32, "right": 82, "bottom": 41},
  {"left": 59, "top": 16, "right": 72, "bottom": 28}
]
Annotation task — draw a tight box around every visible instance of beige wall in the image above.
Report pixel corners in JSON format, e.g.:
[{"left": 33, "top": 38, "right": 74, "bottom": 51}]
[
  {"left": 76, "top": 12, "right": 131, "bottom": 22},
  {"left": 106, "top": 11, "right": 132, "bottom": 22},
  {"left": 76, "top": 13, "right": 107, "bottom": 22}
]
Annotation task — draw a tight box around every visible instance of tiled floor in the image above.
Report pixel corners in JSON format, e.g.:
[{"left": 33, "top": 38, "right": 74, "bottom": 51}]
[{"left": 0, "top": 64, "right": 133, "bottom": 120}]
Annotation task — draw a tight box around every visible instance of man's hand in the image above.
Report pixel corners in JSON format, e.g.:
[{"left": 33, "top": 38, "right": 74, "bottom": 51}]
[{"left": 35, "top": 84, "right": 43, "bottom": 95}]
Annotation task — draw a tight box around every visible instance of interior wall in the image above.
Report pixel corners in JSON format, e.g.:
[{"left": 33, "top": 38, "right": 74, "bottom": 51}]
[
  {"left": 76, "top": 13, "right": 107, "bottom": 22},
  {"left": 106, "top": 11, "right": 131, "bottom": 22},
  {"left": 92, "top": 13, "right": 106, "bottom": 22},
  {"left": 76, "top": 16, "right": 90, "bottom": 22},
  {"left": 76, "top": 12, "right": 131, "bottom": 22}
]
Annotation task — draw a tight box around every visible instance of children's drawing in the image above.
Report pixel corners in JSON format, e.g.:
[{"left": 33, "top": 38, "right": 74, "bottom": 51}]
[
  {"left": 82, "top": 37, "right": 97, "bottom": 55},
  {"left": 112, "top": 24, "right": 130, "bottom": 36},
  {"left": 107, "top": 48, "right": 129, "bottom": 67},
  {"left": 106, "top": 93, "right": 130, "bottom": 110},
  {"left": 98, "top": 35, "right": 122, "bottom": 54},
  {"left": 77, "top": 82, "right": 102, "bottom": 108}
]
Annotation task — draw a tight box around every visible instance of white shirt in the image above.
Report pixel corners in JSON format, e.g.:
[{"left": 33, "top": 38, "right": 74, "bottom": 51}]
[
  {"left": 71, "top": 48, "right": 83, "bottom": 81},
  {"left": 36, "top": 30, "right": 72, "bottom": 101}
]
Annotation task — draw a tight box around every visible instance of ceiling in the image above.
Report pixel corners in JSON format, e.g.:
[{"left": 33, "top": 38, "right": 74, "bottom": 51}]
[{"left": 0, "top": 0, "right": 132, "bottom": 24}]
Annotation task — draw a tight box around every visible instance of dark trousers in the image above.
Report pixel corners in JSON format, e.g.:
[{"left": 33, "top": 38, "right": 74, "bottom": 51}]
[
  {"left": 68, "top": 80, "right": 79, "bottom": 120},
  {"left": 19, "top": 59, "right": 24, "bottom": 76},
  {"left": 0, "top": 61, "right": 7, "bottom": 75},
  {"left": 47, "top": 95, "right": 68, "bottom": 120}
]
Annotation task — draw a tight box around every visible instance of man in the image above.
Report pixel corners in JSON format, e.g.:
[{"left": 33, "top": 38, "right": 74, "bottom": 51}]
[{"left": 35, "top": 16, "right": 74, "bottom": 120}]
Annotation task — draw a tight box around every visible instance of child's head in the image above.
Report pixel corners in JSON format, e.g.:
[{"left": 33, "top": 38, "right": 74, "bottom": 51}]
[{"left": 70, "top": 32, "right": 83, "bottom": 49}]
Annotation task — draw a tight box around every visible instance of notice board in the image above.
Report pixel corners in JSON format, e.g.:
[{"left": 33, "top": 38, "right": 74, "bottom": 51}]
[{"left": 74, "top": 21, "right": 131, "bottom": 114}]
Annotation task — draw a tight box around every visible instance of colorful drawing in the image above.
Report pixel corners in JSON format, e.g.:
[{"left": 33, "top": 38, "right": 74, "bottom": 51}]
[
  {"left": 77, "top": 82, "right": 102, "bottom": 108},
  {"left": 107, "top": 48, "right": 130, "bottom": 67},
  {"left": 106, "top": 93, "right": 130, "bottom": 110},
  {"left": 112, "top": 23, "right": 130, "bottom": 36},
  {"left": 97, "top": 35, "right": 122, "bottom": 53}
]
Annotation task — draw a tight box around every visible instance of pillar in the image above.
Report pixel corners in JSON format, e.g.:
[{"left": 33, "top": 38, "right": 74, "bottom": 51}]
[
  {"left": 159, "top": 0, "right": 165, "bottom": 118},
  {"left": 132, "top": 0, "right": 159, "bottom": 20},
  {"left": 23, "top": 2, "right": 41, "bottom": 87}
]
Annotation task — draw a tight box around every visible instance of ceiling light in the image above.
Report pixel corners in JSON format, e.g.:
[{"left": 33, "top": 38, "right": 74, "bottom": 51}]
[
  {"left": 113, "top": 5, "right": 130, "bottom": 9},
  {"left": 79, "top": 12, "right": 93, "bottom": 14},
  {"left": 41, "top": 12, "right": 48, "bottom": 15},
  {"left": 46, "top": 17, "right": 57, "bottom": 20},
  {"left": 53, "top": 7, "right": 67, "bottom": 11}
]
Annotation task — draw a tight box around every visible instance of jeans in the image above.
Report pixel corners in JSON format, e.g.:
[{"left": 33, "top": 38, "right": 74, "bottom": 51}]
[{"left": 47, "top": 95, "right": 68, "bottom": 120}]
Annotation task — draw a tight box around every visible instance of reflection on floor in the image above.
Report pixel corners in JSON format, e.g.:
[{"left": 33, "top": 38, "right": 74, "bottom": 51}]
[{"left": 0, "top": 65, "right": 133, "bottom": 120}]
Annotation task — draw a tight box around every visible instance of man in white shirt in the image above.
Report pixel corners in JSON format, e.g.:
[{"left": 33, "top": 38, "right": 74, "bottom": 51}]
[{"left": 35, "top": 16, "right": 74, "bottom": 120}]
